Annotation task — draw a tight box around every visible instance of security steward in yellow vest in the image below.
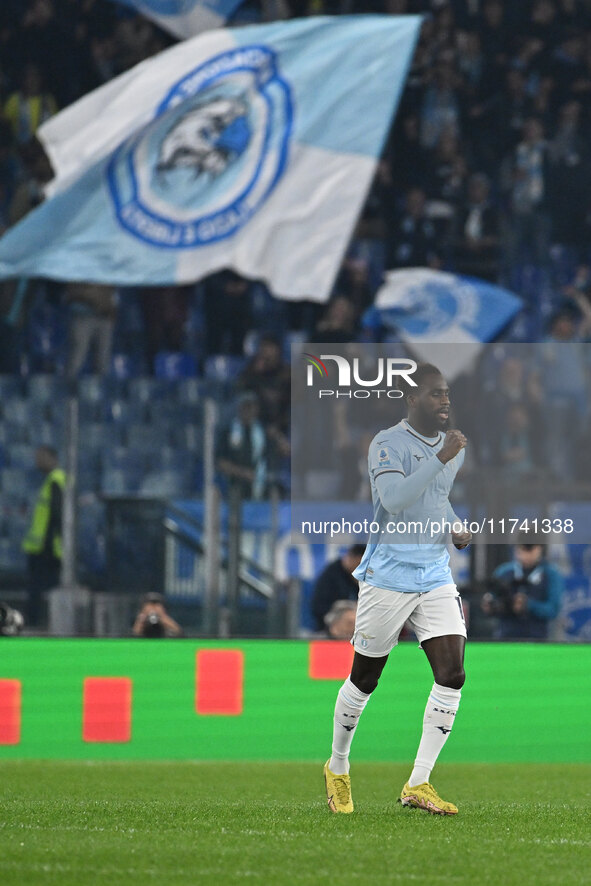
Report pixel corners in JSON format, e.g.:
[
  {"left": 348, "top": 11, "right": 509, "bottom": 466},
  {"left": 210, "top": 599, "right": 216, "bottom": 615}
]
[{"left": 22, "top": 446, "right": 65, "bottom": 626}]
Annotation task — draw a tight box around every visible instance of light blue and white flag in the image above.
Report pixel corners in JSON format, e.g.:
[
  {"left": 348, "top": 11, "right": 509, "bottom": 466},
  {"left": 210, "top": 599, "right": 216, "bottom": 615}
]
[
  {"left": 364, "top": 268, "right": 523, "bottom": 377},
  {"left": 0, "top": 16, "right": 421, "bottom": 301},
  {"left": 108, "top": 0, "right": 244, "bottom": 40}
]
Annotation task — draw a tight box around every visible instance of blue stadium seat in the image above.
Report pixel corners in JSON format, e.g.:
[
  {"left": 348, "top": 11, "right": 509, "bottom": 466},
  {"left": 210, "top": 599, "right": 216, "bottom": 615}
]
[
  {"left": 0, "top": 537, "right": 25, "bottom": 571},
  {"left": 27, "top": 374, "right": 66, "bottom": 404},
  {"left": 0, "top": 422, "right": 30, "bottom": 445},
  {"left": 101, "top": 467, "right": 141, "bottom": 495},
  {"left": 204, "top": 355, "right": 245, "bottom": 382},
  {"left": 139, "top": 470, "right": 187, "bottom": 497},
  {"left": 0, "top": 376, "right": 24, "bottom": 399},
  {"left": 77, "top": 447, "right": 101, "bottom": 472},
  {"left": 28, "top": 420, "right": 63, "bottom": 450},
  {"left": 146, "top": 399, "right": 201, "bottom": 426},
  {"left": 78, "top": 376, "right": 106, "bottom": 404},
  {"left": 128, "top": 377, "right": 170, "bottom": 404},
  {"left": 27, "top": 295, "right": 67, "bottom": 371},
  {"left": 178, "top": 378, "right": 207, "bottom": 404},
  {"left": 77, "top": 499, "right": 106, "bottom": 575},
  {"left": 110, "top": 353, "right": 138, "bottom": 380},
  {"left": 8, "top": 444, "right": 35, "bottom": 470},
  {"left": 126, "top": 423, "right": 171, "bottom": 452},
  {"left": 104, "top": 398, "right": 147, "bottom": 424},
  {"left": 154, "top": 351, "right": 197, "bottom": 380},
  {"left": 77, "top": 465, "right": 101, "bottom": 493},
  {"left": 0, "top": 468, "right": 34, "bottom": 499},
  {"left": 169, "top": 423, "right": 204, "bottom": 455},
  {"left": 155, "top": 447, "right": 193, "bottom": 474},
  {"left": 82, "top": 422, "right": 126, "bottom": 451},
  {"left": 103, "top": 445, "right": 148, "bottom": 474},
  {"left": 3, "top": 398, "right": 35, "bottom": 426},
  {"left": 44, "top": 399, "right": 68, "bottom": 428},
  {"left": 76, "top": 398, "right": 102, "bottom": 424}
]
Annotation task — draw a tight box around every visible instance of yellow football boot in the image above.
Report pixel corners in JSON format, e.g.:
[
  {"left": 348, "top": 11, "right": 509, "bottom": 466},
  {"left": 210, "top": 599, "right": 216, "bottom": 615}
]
[
  {"left": 399, "top": 781, "right": 458, "bottom": 815},
  {"left": 324, "top": 761, "right": 354, "bottom": 814}
]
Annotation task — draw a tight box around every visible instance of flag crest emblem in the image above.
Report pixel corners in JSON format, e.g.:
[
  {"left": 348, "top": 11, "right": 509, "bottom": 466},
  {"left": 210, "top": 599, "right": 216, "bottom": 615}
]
[{"left": 106, "top": 45, "right": 293, "bottom": 248}]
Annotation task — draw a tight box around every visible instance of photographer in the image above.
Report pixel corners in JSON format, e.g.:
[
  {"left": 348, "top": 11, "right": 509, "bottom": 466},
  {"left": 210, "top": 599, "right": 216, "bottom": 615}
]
[
  {"left": 132, "top": 593, "right": 182, "bottom": 638},
  {"left": 481, "top": 543, "right": 564, "bottom": 639}
]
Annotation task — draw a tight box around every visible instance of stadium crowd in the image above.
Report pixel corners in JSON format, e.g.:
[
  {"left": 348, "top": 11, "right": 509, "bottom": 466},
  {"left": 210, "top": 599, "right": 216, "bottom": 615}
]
[
  {"left": 0, "top": 1, "right": 589, "bottom": 638},
  {"left": 1, "top": 0, "right": 591, "bottom": 372}
]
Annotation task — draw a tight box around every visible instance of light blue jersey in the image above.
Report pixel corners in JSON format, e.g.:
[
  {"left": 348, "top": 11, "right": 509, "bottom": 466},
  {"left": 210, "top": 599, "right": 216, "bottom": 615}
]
[{"left": 353, "top": 419, "right": 464, "bottom": 593}]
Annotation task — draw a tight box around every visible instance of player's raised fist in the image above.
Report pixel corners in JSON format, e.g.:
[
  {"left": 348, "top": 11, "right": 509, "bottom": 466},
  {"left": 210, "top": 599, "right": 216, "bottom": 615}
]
[{"left": 437, "top": 429, "right": 467, "bottom": 464}]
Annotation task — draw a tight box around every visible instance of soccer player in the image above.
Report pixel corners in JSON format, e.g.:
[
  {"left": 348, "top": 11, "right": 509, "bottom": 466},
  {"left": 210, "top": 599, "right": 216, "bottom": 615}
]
[{"left": 324, "top": 363, "right": 471, "bottom": 816}]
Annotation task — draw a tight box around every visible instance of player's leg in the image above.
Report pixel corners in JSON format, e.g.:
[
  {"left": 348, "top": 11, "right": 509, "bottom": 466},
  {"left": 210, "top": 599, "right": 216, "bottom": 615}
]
[
  {"left": 400, "top": 586, "right": 466, "bottom": 814},
  {"left": 324, "top": 651, "right": 388, "bottom": 813},
  {"left": 324, "top": 582, "right": 414, "bottom": 813},
  {"left": 329, "top": 650, "right": 388, "bottom": 776}
]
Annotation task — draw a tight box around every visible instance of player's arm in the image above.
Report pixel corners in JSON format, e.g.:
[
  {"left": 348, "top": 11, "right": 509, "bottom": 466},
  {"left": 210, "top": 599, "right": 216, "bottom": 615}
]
[
  {"left": 446, "top": 502, "right": 472, "bottom": 549},
  {"left": 374, "top": 430, "right": 466, "bottom": 516},
  {"left": 376, "top": 457, "right": 445, "bottom": 515}
]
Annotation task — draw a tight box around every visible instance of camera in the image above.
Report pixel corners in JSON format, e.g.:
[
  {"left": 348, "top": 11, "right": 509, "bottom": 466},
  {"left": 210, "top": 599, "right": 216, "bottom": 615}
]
[
  {"left": 0, "top": 602, "right": 24, "bottom": 636},
  {"left": 142, "top": 612, "right": 165, "bottom": 638}
]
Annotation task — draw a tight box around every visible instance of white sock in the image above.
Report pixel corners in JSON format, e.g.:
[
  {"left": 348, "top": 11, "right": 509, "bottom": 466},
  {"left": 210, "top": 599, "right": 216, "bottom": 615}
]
[
  {"left": 408, "top": 683, "right": 461, "bottom": 787},
  {"left": 329, "top": 677, "right": 371, "bottom": 775}
]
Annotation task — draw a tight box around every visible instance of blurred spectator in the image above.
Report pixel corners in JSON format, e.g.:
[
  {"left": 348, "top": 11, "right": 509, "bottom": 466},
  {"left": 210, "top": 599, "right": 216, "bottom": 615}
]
[
  {"left": 389, "top": 112, "right": 426, "bottom": 196},
  {"left": 141, "top": 285, "right": 189, "bottom": 369},
  {"left": 203, "top": 271, "right": 252, "bottom": 356},
  {"left": 8, "top": 138, "right": 52, "bottom": 225},
  {"left": 387, "top": 187, "right": 441, "bottom": 270},
  {"left": 217, "top": 392, "right": 267, "bottom": 500},
  {"left": 498, "top": 403, "right": 537, "bottom": 478},
  {"left": 4, "top": 62, "right": 57, "bottom": 144},
  {"left": 239, "top": 333, "right": 290, "bottom": 431},
  {"left": 21, "top": 445, "right": 65, "bottom": 626},
  {"left": 65, "top": 282, "right": 117, "bottom": 377},
  {"left": 336, "top": 256, "right": 374, "bottom": 314},
  {"left": 547, "top": 100, "right": 590, "bottom": 255},
  {"left": 487, "top": 356, "right": 543, "bottom": 466},
  {"left": 311, "top": 544, "right": 365, "bottom": 632},
  {"left": 310, "top": 296, "right": 358, "bottom": 343},
  {"left": 0, "top": 117, "right": 22, "bottom": 229},
  {"left": 453, "top": 173, "right": 500, "bottom": 280},
  {"left": 479, "top": 0, "right": 509, "bottom": 71},
  {"left": 132, "top": 592, "right": 182, "bottom": 637},
  {"left": 238, "top": 334, "right": 290, "bottom": 486},
  {"left": 424, "top": 131, "right": 468, "bottom": 219},
  {"left": 469, "top": 69, "right": 530, "bottom": 174},
  {"left": 504, "top": 117, "right": 551, "bottom": 267},
  {"left": 420, "top": 60, "right": 461, "bottom": 150},
  {"left": 481, "top": 543, "right": 564, "bottom": 639},
  {"left": 321, "top": 599, "right": 357, "bottom": 641}
]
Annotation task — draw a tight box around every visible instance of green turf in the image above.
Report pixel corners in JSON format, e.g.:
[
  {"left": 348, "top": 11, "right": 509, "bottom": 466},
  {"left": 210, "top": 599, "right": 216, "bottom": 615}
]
[{"left": 1, "top": 762, "right": 590, "bottom": 885}]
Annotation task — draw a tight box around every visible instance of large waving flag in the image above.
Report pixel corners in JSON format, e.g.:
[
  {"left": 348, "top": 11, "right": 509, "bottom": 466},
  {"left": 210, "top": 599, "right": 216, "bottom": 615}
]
[
  {"left": 109, "top": 0, "right": 245, "bottom": 40},
  {"left": 363, "top": 268, "right": 523, "bottom": 377},
  {"left": 0, "top": 16, "right": 421, "bottom": 301}
]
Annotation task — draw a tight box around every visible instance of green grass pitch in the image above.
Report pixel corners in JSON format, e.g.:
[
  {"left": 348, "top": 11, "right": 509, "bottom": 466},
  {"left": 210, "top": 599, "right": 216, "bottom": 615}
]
[{"left": 1, "top": 761, "right": 590, "bottom": 885}]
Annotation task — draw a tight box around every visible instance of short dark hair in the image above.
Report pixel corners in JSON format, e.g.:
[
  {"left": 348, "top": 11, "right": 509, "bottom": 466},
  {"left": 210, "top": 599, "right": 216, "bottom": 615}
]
[
  {"left": 144, "top": 592, "right": 165, "bottom": 605},
  {"left": 411, "top": 363, "right": 443, "bottom": 390},
  {"left": 406, "top": 363, "right": 443, "bottom": 397}
]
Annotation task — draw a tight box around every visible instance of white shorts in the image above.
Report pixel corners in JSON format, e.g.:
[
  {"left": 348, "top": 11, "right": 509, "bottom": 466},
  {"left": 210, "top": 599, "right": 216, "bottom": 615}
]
[{"left": 352, "top": 581, "right": 467, "bottom": 658}]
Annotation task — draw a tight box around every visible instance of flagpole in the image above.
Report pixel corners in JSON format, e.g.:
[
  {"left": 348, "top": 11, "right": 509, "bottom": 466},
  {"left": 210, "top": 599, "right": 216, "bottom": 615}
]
[
  {"left": 61, "top": 381, "right": 79, "bottom": 590},
  {"left": 203, "top": 397, "right": 221, "bottom": 636}
]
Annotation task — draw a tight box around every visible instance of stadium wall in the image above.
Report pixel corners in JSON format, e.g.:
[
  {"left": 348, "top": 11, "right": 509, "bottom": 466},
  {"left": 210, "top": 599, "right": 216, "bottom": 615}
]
[{"left": 0, "top": 639, "right": 589, "bottom": 762}]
